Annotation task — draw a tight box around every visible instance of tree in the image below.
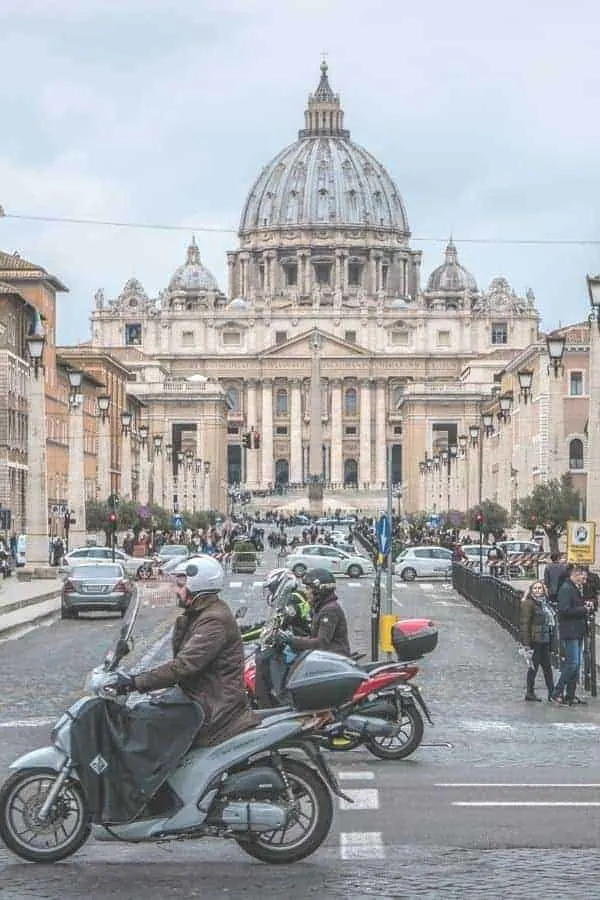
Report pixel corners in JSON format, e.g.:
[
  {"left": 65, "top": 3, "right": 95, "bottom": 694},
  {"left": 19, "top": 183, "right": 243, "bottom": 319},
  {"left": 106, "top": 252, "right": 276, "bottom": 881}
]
[
  {"left": 518, "top": 473, "right": 582, "bottom": 554},
  {"left": 466, "top": 500, "right": 509, "bottom": 538},
  {"left": 85, "top": 500, "right": 108, "bottom": 533}
]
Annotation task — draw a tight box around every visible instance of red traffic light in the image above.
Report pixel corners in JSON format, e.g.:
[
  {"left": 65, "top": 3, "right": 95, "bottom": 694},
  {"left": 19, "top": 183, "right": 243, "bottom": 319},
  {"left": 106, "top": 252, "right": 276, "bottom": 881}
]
[
  {"left": 475, "top": 512, "right": 484, "bottom": 525},
  {"left": 108, "top": 512, "right": 117, "bottom": 524}
]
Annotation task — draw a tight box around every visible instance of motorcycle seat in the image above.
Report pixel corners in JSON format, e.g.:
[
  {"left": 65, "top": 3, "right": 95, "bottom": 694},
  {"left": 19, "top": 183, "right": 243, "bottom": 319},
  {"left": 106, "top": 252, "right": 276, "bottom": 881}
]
[{"left": 254, "top": 707, "right": 294, "bottom": 720}]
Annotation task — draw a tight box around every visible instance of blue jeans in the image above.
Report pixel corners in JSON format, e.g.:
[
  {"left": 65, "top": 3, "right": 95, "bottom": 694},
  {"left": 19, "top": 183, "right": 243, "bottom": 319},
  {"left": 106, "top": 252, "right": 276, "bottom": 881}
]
[{"left": 553, "top": 638, "right": 583, "bottom": 701}]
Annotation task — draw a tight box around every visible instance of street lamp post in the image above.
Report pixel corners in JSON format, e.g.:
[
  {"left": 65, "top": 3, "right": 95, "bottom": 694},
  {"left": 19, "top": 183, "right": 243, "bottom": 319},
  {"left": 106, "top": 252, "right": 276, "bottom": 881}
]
[
  {"left": 120, "top": 411, "right": 132, "bottom": 499},
  {"left": 586, "top": 274, "right": 600, "bottom": 562},
  {"left": 152, "top": 434, "right": 163, "bottom": 508},
  {"left": 25, "top": 311, "right": 50, "bottom": 569},
  {"left": 204, "top": 460, "right": 211, "bottom": 511},
  {"left": 137, "top": 425, "right": 149, "bottom": 504},
  {"left": 96, "top": 393, "right": 112, "bottom": 500},
  {"left": 67, "top": 370, "right": 86, "bottom": 550},
  {"left": 545, "top": 333, "right": 567, "bottom": 479}
]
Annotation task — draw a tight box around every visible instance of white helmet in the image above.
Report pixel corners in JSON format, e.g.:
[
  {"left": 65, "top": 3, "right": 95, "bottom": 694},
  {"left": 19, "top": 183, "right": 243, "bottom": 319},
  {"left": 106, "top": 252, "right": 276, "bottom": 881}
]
[
  {"left": 173, "top": 555, "right": 224, "bottom": 594},
  {"left": 263, "top": 568, "right": 296, "bottom": 605}
]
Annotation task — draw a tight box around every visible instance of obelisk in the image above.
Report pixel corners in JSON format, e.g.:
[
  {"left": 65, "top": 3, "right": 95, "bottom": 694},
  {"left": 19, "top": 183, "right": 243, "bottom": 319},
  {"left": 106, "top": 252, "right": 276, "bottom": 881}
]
[{"left": 307, "top": 330, "right": 324, "bottom": 516}]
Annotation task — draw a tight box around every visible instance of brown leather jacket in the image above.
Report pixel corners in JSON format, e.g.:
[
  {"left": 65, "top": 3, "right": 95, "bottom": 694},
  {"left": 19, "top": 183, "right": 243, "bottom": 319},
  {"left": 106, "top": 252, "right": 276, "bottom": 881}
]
[{"left": 134, "top": 592, "right": 258, "bottom": 746}]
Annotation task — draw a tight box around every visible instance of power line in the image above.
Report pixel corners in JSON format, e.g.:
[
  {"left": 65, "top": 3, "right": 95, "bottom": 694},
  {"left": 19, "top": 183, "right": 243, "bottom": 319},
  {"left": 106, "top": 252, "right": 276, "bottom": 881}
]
[{"left": 1, "top": 209, "right": 600, "bottom": 247}]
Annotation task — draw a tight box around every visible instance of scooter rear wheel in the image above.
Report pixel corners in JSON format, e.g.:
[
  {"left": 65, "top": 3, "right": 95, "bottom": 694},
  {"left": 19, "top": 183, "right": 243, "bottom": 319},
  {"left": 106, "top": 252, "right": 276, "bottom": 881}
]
[
  {"left": 235, "top": 758, "right": 332, "bottom": 864},
  {"left": 365, "top": 703, "right": 424, "bottom": 760},
  {"left": 0, "top": 768, "right": 90, "bottom": 863}
]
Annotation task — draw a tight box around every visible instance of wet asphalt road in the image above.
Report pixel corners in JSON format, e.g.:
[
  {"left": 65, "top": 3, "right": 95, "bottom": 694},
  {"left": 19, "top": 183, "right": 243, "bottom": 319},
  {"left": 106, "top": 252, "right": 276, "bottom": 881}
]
[{"left": 1, "top": 545, "right": 600, "bottom": 899}]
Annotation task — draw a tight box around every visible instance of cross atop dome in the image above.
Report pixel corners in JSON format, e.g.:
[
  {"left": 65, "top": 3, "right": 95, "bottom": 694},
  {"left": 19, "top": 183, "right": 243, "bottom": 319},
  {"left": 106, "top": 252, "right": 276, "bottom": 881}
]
[
  {"left": 299, "top": 60, "right": 350, "bottom": 139},
  {"left": 444, "top": 238, "right": 458, "bottom": 265},
  {"left": 186, "top": 234, "right": 201, "bottom": 265}
]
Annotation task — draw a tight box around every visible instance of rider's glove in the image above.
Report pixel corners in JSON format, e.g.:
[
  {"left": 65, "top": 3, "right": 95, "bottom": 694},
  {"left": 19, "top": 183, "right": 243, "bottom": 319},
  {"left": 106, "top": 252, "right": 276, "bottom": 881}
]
[{"left": 111, "top": 672, "right": 136, "bottom": 695}]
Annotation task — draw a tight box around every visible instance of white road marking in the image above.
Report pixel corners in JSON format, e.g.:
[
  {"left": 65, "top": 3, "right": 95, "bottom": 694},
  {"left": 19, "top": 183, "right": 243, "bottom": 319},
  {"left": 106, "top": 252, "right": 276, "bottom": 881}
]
[
  {"left": 339, "top": 789, "right": 379, "bottom": 810},
  {"left": 228, "top": 581, "right": 243, "bottom": 588},
  {"left": 337, "top": 771, "right": 375, "bottom": 781},
  {"left": 340, "top": 832, "right": 385, "bottom": 859},
  {"left": 453, "top": 801, "right": 600, "bottom": 808},
  {"left": 0, "top": 717, "right": 55, "bottom": 728},
  {"left": 252, "top": 581, "right": 264, "bottom": 588},
  {"left": 419, "top": 583, "right": 434, "bottom": 590},
  {"left": 347, "top": 581, "right": 361, "bottom": 587},
  {"left": 437, "top": 783, "right": 600, "bottom": 788},
  {"left": 392, "top": 595, "right": 404, "bottom": 608}
]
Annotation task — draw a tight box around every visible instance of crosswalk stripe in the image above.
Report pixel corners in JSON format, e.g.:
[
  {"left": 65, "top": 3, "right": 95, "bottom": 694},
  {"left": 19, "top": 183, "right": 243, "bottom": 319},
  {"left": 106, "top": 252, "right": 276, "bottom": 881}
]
[{"left": 340, "top": 832, "right": 385, "bottom": 859}]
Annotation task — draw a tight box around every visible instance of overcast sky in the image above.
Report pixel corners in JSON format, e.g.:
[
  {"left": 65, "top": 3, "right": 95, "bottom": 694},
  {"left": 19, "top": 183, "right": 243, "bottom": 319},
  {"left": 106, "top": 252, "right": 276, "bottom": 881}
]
[{"left": 1, "top": 0, "right": 599, "bottom": 343}]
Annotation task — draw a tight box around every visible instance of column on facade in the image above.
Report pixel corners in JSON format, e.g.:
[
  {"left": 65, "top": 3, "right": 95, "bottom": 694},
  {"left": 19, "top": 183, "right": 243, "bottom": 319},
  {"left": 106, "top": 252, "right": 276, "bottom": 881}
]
[
  {"left": 153, "top": 447, "right": 164, "bottom": 509},
  {"left": 96, "top": 417, "right": 111, "bottom": 501},
  {"left": 25, "top": 370, "right": 50, "bottom": 566},
  {"left": 261, "top": 378, "right": 274, "bottom": 487},
  {"left": 296, "top": 251, "right": 304, "bottom": 296},
  {"left": 164, "top": 452, "right": 173, "bottom": 512},
  {"left": 334, "top": 252, "right": 343, "bottom": 292},
  {"left": 290, "top": 379, "right": 303, "bottom": 485},
  {"left": 369, "top": 252, "right": 377, "bottom": 294},
  {"left": 245, "top": 379, "right": 259, "bottom": 489},
  {"left": 68, "top": 400, "right": 86, "bottom": 550},
  {"left": 375, "top": 379, "right": 387, "bottom": 488},
  {"left": 359, "top": 379, "right": 372, "bottom": 488},
  {"left": 330, "top": 378, "right": 343, "bottom": 486},
  {"left": 304, "top": 253, "right": 312, "bottom": 296},
  {"left": 342, "top": 254, "right": 349, "bottom": 294}
]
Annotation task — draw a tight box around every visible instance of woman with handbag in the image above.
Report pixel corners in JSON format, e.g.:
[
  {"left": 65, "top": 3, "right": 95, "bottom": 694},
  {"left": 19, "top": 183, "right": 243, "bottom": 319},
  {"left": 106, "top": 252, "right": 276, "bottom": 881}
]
[{"left": 520, "top": 580, "right": 556, "bottom": 702}]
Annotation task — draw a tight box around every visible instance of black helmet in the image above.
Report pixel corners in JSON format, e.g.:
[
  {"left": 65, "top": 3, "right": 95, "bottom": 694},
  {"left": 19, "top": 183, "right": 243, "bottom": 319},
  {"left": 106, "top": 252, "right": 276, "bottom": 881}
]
[{"left": 302, "top": 568, "right": 336, "bottom": 595}]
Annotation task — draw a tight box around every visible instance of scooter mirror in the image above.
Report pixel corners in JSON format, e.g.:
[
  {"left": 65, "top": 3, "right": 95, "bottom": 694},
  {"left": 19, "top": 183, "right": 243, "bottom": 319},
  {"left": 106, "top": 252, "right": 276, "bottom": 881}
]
[{"left": 235, "top": 605, "right": 248, "bottom": 620}]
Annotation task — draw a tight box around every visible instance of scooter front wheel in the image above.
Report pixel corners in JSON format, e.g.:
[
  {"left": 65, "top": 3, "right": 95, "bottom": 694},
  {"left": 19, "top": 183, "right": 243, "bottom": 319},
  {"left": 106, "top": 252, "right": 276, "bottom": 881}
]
[
  {"left": 0, "top": 768, "right": 90, "bottom": 863},
  {"left": 235, "top": 759, "right": 332, "bottom": 864},
  {"left": 365, "top": 703, "right": 424, "bottom": 760}
]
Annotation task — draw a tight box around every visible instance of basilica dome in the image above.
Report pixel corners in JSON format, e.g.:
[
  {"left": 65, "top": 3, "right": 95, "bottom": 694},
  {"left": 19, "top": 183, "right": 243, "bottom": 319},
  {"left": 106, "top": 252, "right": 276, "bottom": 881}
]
[
  {"left": 169, "top": 237, "right": 219, "bottom": 293},
  {"left": 239, "top": 63, "right": 409, "bottom": 236},
  {"left": 426, "top": 240, "right": 478, "bottom": 293}
]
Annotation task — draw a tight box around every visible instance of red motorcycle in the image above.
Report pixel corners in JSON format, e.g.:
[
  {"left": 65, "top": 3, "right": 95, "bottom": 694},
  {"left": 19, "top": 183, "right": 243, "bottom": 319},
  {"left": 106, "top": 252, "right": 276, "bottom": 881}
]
[{"left": 244, "top": 616, "right": 436, "bottom": 760}]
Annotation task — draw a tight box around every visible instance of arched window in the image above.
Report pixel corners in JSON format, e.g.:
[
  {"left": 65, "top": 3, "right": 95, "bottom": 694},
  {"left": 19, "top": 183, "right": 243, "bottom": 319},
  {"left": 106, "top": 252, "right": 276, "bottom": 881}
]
[
  {"left": 569, "top": 438, "right": 584, "bottom": 470},
  {"left": 344, "top": 459, "right": 358, "bottom": 486},
  {"left": 344, "top": 387, "right": 357, "bottom": 416},
  {"left": 226, "top": 386, "right": 240, "bottom": 412},
  {"left": 275, "top": 459, "right": 289, "bottom": 485},
  {"left": 276, "top": 388, "right": 288, "bottom": 416}
]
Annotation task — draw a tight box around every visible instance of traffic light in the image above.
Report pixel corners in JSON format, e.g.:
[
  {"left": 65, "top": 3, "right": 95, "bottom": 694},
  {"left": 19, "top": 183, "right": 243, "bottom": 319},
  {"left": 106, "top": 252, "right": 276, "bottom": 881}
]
[
  {"left": 252, "top": 430, "right": 260, "bottom": 450},
  {"left": 242, "top": 432, "right": 251, "bottom": 449},
  {"left": 108, "top": 511, "right": 118, "bottom": 531},
  {"left": 107, "top": 493, "right": 120, "bottom": 510},
  {"left": 475, "top": 511, "right": 484, "bottom": 527}
]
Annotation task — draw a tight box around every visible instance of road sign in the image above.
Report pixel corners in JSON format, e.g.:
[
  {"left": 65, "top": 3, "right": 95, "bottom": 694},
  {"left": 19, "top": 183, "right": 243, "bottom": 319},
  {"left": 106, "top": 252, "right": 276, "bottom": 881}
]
[
  {"left": 566, "top": 520, "right": 596, "bottom": 564},
  {"left": 375, "top": 513, "right": 391, "bottom": 556},
  {"left": 172, "top": 514, "right": 184, "bottom": 530},
  {"left": 427, "top": 515, "right": 441, "bottom": 529}
]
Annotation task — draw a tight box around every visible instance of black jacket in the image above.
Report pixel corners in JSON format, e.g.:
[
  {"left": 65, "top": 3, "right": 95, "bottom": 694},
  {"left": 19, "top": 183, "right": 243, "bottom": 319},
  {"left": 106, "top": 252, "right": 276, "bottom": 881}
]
[
  {"left": 556, "top": 578, "right": 588, "bottom": 640},
  {"left": 289, "top": 593, "right": 351, "bottom": 656},
  {"left": 544, "top": 561, "right": 567, "bottom": 597}
]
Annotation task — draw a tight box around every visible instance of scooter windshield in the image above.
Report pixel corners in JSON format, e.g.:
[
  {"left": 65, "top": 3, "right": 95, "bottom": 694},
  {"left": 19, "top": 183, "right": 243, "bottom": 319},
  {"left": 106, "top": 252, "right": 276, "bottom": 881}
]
[{"left": 104, "top": 590, "right": 141, "bottom": 672}]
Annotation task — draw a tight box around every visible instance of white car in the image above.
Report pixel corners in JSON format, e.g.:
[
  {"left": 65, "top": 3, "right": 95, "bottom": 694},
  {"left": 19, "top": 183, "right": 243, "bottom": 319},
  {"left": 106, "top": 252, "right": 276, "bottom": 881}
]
[
  {"left": 61, "top": 547, "right": 145, "bottom": 580},
  {"left": 459, "top": 544, "right": 488, "bottom": 572},
  {"left": 286, "top": 545, "right": 374, "bottom": 578},
  {"left": 394, "top": 546, "right": 453, "bottom": 581}
]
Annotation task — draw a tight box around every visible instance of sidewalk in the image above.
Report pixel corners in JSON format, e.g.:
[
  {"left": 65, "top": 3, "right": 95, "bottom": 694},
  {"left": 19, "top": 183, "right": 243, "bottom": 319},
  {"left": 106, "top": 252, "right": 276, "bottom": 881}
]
[{"left": 0, "top": 578, "right": 63, "bottom": 638}]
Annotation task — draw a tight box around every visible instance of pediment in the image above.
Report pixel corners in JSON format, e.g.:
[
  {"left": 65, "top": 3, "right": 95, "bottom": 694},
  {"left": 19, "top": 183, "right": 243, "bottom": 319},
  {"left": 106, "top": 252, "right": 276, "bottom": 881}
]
[{"left": 260, "top": 328, "right": 370, "bottom": 359}]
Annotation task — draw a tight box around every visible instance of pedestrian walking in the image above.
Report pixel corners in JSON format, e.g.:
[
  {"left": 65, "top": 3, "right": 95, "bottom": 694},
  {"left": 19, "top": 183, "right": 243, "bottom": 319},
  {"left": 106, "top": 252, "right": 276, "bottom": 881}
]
[
  {"left": 543, "top": 552, "right": 567, "bottom": 608},
  {"left": 550, "top": 565, "right": 593, "bottom": 706},
  {"left": 519, "top": 580, "right": 555, "bottom": 701}
]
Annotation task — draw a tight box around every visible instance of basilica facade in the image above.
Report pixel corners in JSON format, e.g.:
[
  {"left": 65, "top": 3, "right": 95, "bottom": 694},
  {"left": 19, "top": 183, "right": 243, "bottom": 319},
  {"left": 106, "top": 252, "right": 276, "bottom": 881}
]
[{"left": 89, "top": 63, "right": 540, "bottom": 513}]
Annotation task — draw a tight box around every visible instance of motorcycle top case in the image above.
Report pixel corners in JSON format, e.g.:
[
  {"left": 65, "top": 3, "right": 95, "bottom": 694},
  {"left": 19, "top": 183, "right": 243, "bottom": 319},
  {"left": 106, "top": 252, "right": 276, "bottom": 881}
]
[
  {"left": 392, "top": 619, "right": 438, "bottom": 661},
  {"left": 284, "top": 650, "right": 367, "bottom": 710}
]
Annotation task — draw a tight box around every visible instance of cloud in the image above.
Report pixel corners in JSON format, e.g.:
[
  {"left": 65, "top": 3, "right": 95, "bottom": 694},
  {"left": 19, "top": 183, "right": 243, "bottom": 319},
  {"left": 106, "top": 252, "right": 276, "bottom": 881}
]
[{"left": 1, "top": 0, "right": 599, "bottom": 341}]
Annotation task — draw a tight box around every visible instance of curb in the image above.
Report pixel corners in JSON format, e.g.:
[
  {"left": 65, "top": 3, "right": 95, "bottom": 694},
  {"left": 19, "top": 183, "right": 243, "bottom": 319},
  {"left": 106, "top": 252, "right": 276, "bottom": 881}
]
[{"left": 0, "top": 588, "right": 62, "bottom": 640}]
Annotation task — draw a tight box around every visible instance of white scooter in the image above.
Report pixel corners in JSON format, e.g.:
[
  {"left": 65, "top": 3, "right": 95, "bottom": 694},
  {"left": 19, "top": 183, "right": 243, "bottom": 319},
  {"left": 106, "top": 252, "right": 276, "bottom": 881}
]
[{"left": 0, "top": 592, "right": 355, "bottom": 865}]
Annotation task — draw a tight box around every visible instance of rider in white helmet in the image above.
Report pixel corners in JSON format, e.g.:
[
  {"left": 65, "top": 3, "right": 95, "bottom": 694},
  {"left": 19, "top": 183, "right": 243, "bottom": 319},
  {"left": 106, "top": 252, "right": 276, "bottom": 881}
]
[{"left": 113, "top": 555, "right": 258, "bottom": 746}]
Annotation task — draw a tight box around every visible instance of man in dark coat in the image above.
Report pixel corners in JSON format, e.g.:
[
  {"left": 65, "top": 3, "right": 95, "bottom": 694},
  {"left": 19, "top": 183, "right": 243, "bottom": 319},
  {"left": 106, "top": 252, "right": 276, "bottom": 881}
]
[
  {"left": 118, "top": 557, "right": 258, "bottom": 746},
  {"left": 289, "top": 568, "right": 351, "bottom": 657},
  {"left": 544, "top": 552, "right": 567, "bottom": 608},
  {"left": 551, "top": 565, "right": 593, "bottom": 706}
]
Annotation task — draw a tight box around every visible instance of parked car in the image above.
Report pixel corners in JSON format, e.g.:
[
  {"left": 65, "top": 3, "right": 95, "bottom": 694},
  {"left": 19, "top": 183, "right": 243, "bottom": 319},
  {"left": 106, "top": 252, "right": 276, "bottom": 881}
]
[
  {"left": 394, "top": 546, "right": 453, "bottom": 581},
  {"left": 459, "top": 544, "right": 488, "bottom": 573},
  {"left": 286, "top": 545, "right": 374, "bottom": 578},
  {"left": 60, "top": 562, "right": 133, "bottom": 619},
  {"left": 61, "top": 547, "right": 145, "bottom": 580},
  {"left": 497, "top": 540, "right": 541, "bottom": 559},
  {"left": 157, "top": 544, "right": 189, "bottom": 564}
]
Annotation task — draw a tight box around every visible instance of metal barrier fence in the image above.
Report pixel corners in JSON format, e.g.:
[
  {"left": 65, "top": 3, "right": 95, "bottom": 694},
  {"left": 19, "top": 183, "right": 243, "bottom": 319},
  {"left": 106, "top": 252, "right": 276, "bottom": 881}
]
[{"left": 452, "top": 563, "right": 597, "bottom": 697}]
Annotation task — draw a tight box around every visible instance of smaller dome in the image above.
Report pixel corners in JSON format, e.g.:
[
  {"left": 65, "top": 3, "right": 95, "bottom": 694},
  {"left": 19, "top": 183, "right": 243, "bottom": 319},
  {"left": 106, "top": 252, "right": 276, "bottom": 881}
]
[
  {"left": 169, "top": 237, "right": 219, "bottom": 293},
  {"left": 229, "top": 297, "right": 249, "bottom": 309},
  {"left": 427, "top": 240, "right": 477, "bottom": 293}
]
